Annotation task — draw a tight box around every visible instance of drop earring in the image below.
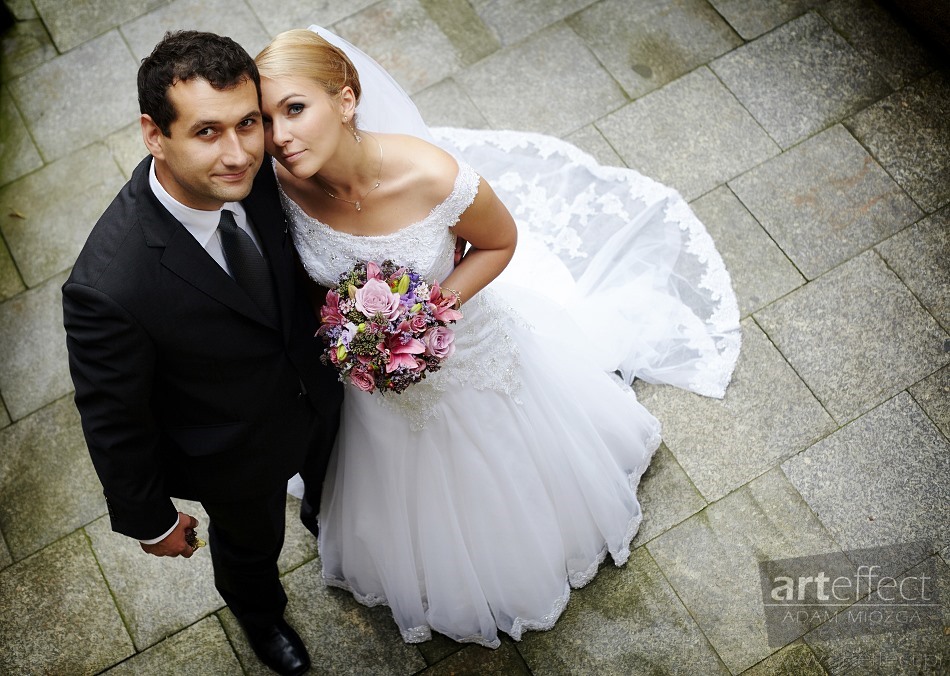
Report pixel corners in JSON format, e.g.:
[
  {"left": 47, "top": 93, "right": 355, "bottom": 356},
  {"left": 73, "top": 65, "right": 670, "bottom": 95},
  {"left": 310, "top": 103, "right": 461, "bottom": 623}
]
[{"left": 343, "top": 115, "right": 361, "bottom": 143}]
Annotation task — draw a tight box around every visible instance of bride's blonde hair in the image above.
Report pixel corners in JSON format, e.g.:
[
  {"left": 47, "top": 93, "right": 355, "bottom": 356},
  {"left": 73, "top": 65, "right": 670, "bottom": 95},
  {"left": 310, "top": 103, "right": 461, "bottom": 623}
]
[{"left": 255, "top": 29, "right": 362, "bottom": 125}]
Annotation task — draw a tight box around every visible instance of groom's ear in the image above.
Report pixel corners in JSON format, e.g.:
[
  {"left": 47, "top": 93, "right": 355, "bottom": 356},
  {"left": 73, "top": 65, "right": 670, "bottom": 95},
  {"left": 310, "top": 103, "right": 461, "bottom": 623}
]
[{"left": 140, "top": 114, "right": 166, "bottom": 160}]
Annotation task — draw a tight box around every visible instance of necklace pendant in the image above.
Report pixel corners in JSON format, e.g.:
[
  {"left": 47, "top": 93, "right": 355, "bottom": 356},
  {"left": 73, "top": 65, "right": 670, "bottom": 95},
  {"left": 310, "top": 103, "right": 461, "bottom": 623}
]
[{"left": 355, "top": 201, "right": 361, "bottom": 211}]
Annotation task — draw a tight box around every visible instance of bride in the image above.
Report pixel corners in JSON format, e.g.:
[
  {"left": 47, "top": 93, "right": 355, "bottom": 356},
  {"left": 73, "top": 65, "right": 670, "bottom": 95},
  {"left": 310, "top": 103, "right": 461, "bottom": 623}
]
[{"left": 256, "top": 27, "right": 740, "bottom": 648}]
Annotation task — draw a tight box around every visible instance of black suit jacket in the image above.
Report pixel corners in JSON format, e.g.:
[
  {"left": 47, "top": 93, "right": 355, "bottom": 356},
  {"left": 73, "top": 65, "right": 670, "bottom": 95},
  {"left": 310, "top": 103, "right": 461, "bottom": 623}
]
[{"left": 63, "top": 156, "right": 342, "bottom": 540}]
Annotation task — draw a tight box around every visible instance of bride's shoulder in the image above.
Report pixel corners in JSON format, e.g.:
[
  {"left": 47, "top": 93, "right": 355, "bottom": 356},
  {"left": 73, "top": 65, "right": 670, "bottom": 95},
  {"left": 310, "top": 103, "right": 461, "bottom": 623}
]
[{"left": 382, "top": 134, "right": 461, "bottom": 202}]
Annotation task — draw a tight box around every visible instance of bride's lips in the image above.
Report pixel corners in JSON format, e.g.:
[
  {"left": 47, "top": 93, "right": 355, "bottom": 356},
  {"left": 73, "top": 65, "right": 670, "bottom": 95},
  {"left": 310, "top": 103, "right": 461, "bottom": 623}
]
[{"left": 282, "top": 150, "right": 305, "bottom": 163}]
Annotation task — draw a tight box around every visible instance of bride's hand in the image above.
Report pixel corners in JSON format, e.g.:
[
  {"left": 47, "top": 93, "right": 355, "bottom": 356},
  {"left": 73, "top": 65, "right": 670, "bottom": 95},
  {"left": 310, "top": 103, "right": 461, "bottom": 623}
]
[{"left": 454, "top": 237, "right": 468, "bottom": 266}]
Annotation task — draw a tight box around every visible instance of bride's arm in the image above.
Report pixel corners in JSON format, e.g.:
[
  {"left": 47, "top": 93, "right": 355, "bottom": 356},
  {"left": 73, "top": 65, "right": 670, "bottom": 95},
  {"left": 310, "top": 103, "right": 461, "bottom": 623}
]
[{"left": 439, "top": 178, "right": 517, "bottom": 305}]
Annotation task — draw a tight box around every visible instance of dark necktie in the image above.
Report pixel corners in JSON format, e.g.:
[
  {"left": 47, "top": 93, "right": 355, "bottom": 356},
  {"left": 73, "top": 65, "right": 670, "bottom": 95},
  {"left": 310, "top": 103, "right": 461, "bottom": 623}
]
[{"left": 217, "top": 209, "right": 279, "bottom": 325}]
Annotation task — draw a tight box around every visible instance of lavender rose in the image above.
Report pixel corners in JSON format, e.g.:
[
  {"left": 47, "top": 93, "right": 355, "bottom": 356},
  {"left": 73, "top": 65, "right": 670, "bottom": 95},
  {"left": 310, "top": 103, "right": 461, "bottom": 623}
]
[
  {"left": 355, "top": 278, "right": 401, "bottom": 321},
  {"left": 423, "top": 326, "right": 456, "bottom": 359}
]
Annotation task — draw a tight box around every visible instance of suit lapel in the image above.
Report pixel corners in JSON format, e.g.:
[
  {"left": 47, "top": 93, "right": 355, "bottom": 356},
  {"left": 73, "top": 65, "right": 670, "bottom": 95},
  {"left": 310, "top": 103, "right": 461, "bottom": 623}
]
[{"left": 132, "top": 156, "right": 278, "bottom": 327}]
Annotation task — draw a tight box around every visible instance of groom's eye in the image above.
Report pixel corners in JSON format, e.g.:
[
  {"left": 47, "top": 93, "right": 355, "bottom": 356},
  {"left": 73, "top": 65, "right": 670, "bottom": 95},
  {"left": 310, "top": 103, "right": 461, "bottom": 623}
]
[
  {"left": 196, "top": 127, "right": 215, "bottom": 138},
  {"left": 238, "top": 118, "right": 257, "bottom": 129}
]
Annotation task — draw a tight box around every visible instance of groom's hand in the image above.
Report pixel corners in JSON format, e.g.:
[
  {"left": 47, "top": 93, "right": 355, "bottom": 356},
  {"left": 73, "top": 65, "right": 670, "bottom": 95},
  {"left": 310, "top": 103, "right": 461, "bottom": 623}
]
[{"left": 140, "top": 512, "right": 200, "bottom": 558}]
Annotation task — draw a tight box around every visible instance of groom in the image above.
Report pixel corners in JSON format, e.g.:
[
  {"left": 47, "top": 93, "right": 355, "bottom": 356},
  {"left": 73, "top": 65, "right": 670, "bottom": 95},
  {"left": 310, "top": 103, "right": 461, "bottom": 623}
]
[{"left": 62, "top": 31, "right": 341, "bottom": 675}]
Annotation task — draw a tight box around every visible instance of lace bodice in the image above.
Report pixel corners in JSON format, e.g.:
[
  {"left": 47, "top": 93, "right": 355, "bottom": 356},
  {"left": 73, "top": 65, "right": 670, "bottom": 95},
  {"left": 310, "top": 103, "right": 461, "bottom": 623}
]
[
  {"left": 280, "top": 158, "right": 477, "bottom": 286},
  {"left": 277, "top": 158, "right": 522, "bottom": 428}
]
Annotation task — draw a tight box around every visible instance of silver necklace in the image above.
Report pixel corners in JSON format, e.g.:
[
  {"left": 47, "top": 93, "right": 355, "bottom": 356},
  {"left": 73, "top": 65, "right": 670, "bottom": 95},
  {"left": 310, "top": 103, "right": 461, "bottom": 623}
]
[{"left": 317, "top": 133, "right": 382, "bottom": 212}]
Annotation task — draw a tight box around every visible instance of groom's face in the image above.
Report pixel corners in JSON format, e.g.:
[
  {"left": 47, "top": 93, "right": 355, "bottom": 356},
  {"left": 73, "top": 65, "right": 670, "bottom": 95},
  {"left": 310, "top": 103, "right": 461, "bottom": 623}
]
[{"left": 143, "top": 76, "right": 264, "bottom": 210}]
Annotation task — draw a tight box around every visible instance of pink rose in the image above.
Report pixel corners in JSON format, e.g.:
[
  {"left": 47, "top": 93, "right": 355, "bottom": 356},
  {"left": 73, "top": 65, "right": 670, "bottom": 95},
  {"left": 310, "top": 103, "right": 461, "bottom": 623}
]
[
  {"left": 408, "top": 312, "right": 428, "bottom": 332},
  {"left": 355, "top": 278, "right": 401, "bottom": 320},
  {"left": 349, "top": 367, "right": 375, "bottom": 392},
  {"left": 423, "top": 326, "right": 456, "bottom": 360}
]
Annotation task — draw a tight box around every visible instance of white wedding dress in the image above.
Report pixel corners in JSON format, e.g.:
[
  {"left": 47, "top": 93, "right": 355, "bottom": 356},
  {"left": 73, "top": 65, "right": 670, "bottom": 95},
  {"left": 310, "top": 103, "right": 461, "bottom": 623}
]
[{"left": 279, "top": 129, "right": 740, "bottom": 648}]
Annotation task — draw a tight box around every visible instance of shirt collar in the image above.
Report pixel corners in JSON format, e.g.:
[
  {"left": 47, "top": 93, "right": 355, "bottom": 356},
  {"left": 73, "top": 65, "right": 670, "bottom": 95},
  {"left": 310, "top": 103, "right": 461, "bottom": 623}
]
[{"left": 148, "top": 158, "right": 246, "bottom": 247}]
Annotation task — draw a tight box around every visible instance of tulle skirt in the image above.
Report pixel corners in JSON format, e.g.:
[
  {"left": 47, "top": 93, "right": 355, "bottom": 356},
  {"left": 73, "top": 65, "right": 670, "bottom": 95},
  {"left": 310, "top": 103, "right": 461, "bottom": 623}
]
[{"left": 317, "top": 292, "right": 662, "bottom": 648}]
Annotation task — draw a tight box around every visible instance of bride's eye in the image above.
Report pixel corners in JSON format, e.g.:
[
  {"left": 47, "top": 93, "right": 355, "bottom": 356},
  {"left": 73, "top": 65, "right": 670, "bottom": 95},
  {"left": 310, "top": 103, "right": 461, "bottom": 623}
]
[{"left": 288, "top": 103, "right": 304, "bottom": 115}]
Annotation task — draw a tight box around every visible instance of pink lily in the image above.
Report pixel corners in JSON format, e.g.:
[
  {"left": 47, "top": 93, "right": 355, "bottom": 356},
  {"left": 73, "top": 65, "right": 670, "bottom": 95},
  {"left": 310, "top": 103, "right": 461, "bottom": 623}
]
[
  {"left": 381, "top": 331, "right": 425, "bottom": 373},
  {"left": 429, "top": 283, "right": 463, "bottom": 322},
  {"left": 320, "top": 289, "right": 345, "bottom": 325}
]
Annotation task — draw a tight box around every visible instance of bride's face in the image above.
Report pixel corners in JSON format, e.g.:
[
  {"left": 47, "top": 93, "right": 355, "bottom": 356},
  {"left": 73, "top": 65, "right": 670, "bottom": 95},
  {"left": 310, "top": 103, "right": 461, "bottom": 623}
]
[{"left": 260, "top": 75, "right": 348, "bottom": 179}]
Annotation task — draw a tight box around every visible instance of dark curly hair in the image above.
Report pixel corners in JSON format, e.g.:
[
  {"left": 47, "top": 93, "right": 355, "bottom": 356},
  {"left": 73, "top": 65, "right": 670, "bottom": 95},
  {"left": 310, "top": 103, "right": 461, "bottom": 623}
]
[{"left": 138, "top": 30, "right": 261, "bottom": 136}]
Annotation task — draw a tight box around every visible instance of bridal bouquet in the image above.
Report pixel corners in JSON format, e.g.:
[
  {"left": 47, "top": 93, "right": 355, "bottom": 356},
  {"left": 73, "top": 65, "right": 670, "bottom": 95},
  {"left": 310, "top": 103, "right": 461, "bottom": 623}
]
[{"left": 318, "top": 260, "right": 462, "bottom": 394}]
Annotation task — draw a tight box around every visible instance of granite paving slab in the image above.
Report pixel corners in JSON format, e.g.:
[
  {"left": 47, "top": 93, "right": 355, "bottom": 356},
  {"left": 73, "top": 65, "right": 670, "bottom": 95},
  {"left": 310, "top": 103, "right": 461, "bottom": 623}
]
[
  {"left": 0, "top": 233, "right": 24, "bottom": 302},
  {"left": 0, "top": 530, "right": 11, "bottom": 570},
  {"left": 8, "top": 30, "right": 138, "bottom": 162},
  {"left": 0, "top": 402, "right": 8, "bottom": 429},
  {"left": 3, "top": 0, "right": 36, "bottom": 21},
  {"left": 413, "top": 79, "right": 490, "bottom": 130},
  {"left": 648, "top": 468, "right": 851, "bottom": 673},
  {"left": 419, "top": 0, "right": 500, "bottom": 67},
  {"left": 910, "top": 365, "right": 950, "bottom": 442},
  {"left": 803, "top": 555, "right": 949, "bottom": 676},
  {"left": 518, "top": 547, "right": 730, "bottom": 675},
  {"left": 845, "top": 70, "right": 950, "bottom": 212},
  {"left": 630, "top": 443, "right": 706, "bottom": 546},
  {"left": 86, "top": 502, "right": 222, "bottom": 650},
  {"left": 0, "top": 530, "right": 133, "bottom": 674},
  {"left": 415, "top": 631, "right": 464, "bottom": 666},
  {"left": 104, "top": 122, "right": 148, "bottom": 179},
  {"left": 0, "top": 84, "right": 42, "bottom": 186},
  {"left": 0, "top": 18, "right": 57, "bottom": 82},
  {"left": 468, "top": 0, "right": 598, "bottom": 46},
  {"left": 334, "top": 0, "right": 465, "bottom": 96},
  {"left": 103, "top": 616, "right": 242, "bottom": 675},
  {"left": 729, "top": 124, "right": 921, "bottom": 280},
  {"left": 711, "top": 12, "right": 890, "bottom": 149},
  {"left": 244, "top": 0, "right": 377, "bottom": 38},
  {"left": 707, "top": 0, "right": 825, "bottom": 39},
  {"left": 876, "top": 209, "right": 950, "bottom": 331},
  {"left": 0, "top": 143, "right": 125, "bottom": 287},
  {"left": 32, "top": 0, "right": 165, "bottom": 53},
  {"left": 277, "top": 494, "right": 318, "bottom": 574},
  {"left": 819, "top": 0, "right": 936, "bottom": 89},
  {"left": 564, "top": 125, "right": 624, "bottom": 168},
  {"left": 0, "top": 271, "right": 73, "bottom": 421},
  {"left": 690, "top": 186, "right": 805, "bottom": 317},
  {"left": 634, "top": 319, "right": 835, "bottom": 501},
  {"left": 419, "top": 640, "right": 530, "bottom": 675},
  {"left": 0, "top": 396, "right": 105, "bottom": 561},
  {"left": 120, "top": 0, "right": 271, "bottom": 62},
  {"left": 220, "top": 557, "right": 426, "bottom": 675},
  {"left": 782, "top": 393, "right": 950, "bottom": 575},
  {"left": 456, "top": 22, "right": 627, "bottom": 137},
  {"left": 743, "top": 641, "right": 829, "bottom": 675},
  {"left": 597, "top": 67, "right": 779, "bottom": 200},
  {"left": 568, "top": 0, "right": 741, "bottom": 100},
  {"left": 755, "top": 251, "right": 950, "bottom": 423}
]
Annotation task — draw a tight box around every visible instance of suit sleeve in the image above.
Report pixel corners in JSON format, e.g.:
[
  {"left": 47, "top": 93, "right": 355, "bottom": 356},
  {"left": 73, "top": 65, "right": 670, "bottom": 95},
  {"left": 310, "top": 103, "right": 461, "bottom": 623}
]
[{"left": 62, "top": 281, "right": 178, "bottom": 540}]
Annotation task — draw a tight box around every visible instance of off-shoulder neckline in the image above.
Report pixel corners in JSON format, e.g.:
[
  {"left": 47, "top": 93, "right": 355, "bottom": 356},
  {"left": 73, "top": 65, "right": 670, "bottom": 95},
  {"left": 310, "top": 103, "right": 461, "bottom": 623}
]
[{"left": 272, "top": 156, "right": 472, "bottom": 240}]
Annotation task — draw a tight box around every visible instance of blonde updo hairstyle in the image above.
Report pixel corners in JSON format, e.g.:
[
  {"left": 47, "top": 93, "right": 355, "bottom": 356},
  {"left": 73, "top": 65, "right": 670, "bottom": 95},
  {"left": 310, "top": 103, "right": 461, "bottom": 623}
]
[{"left": 255, "top": 29, "right": 362, "bottom": 127}]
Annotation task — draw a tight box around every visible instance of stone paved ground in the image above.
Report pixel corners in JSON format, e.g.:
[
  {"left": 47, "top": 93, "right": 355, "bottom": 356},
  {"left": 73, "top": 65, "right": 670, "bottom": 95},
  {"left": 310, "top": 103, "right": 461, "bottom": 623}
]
[{"left": 1, "top": 0, "right": 948, "bottom": 674}]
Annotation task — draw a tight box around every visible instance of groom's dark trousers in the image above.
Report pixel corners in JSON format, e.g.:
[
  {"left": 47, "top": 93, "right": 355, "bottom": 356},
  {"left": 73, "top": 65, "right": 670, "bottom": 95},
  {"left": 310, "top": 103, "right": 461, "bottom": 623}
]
[{"left": 63, "top": 155, "right": 342, "bottom": 629}]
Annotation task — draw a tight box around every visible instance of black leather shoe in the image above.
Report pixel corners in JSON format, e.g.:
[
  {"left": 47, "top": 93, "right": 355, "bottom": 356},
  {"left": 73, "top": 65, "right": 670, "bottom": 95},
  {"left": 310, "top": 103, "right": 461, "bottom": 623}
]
[{"left": 245, "top": 619, "right": 310, "bottom": 675}]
